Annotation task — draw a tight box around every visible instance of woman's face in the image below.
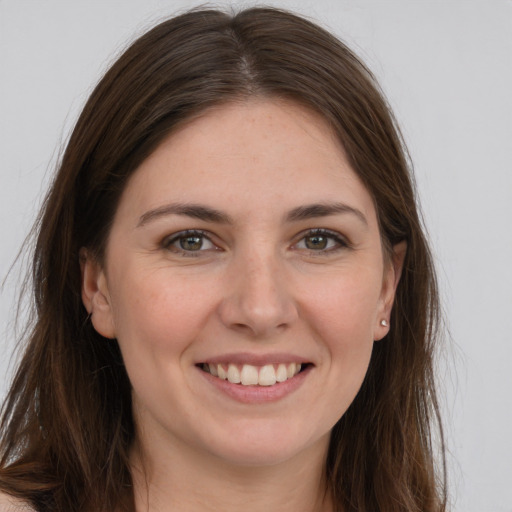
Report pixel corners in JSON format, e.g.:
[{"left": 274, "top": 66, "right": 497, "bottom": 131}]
[{"left": 82, "top": 99, "right": 402, "bottom": 468}]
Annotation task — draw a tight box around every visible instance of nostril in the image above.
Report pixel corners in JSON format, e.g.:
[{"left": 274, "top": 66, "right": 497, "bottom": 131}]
[{"left": 230, "top": 322, "right": 257, "bottom": 335}]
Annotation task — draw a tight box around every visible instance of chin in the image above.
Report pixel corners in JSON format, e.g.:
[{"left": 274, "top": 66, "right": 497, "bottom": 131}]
[{"left": 202, "top": 420, "right": 330, "bottom": 468}]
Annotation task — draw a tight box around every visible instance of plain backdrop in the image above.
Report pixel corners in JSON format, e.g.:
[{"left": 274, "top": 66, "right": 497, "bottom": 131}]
[{"left": 1, "top": 1, "right": 511, "bottom": 510}]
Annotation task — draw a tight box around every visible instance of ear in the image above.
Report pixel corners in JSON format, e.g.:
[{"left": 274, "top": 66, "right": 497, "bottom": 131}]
[
  {"left": 374, "top": 240, "right": 407, "bottom": 341},
  {"left": 80, "top": 248, "right": 116, "bottom": 339}
]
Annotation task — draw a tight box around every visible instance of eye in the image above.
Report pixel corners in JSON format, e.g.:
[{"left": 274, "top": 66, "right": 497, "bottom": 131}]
[
  {"left": 294, "top": 229, "right": 348, "bottom": 253},
  {"left": 163, "top": 230, "right": 217, "bottom": 254}
]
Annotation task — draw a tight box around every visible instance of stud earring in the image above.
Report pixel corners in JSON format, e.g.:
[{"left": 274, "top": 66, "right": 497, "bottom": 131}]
[{"left": 380, "top": 319, "right": 389, "bottom": 327}]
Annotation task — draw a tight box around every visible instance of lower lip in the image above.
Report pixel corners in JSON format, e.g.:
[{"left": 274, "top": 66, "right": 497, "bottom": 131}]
[{"left": 197, "top": 365, "right": 311, "bottom": 404}]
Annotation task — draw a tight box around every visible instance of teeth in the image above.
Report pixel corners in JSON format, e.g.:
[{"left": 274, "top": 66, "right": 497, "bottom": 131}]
[
  {"left": 227, "top": 364, "right": 241, "bottom": 384},
  {"left": 276, "top": 363, "right": 288, "bottom": 382},
  {"left": 204, "top": 362, "right": 303, "bottom": 386},
  {"left": 259, "top": 364, "right": 277, "bottom": 386},
  {"left": 217, "top": 364, "right": 227, "bottom": 380},
  {"left": 287, "top": 363, "right": 297, "bottom": 379},
  {"left": 240, "top": 364, "right": 259, "bottom": 385}
]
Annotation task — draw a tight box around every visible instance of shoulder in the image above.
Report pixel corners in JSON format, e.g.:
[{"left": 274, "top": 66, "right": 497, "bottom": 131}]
[{"left": 0, "top": 492, "right": 35, "bottom": 512}]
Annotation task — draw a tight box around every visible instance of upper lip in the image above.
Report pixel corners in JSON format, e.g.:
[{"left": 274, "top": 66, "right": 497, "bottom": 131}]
[{"left": 197, "top": 352, "right": 312, "bottom": 366}]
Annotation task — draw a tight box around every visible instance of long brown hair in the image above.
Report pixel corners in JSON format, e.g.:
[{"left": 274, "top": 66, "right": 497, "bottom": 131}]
[{"left": 0, "top": 7, "right": 446, "bottom": 511}]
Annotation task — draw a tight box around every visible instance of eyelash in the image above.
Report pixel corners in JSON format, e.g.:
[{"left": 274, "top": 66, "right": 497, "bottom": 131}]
[
  {"left": 162, "top": 228, "right": 350, "bottom": 256},
  {"left": 162, "top": 230, "right": 216, "bottom": 257},
  {"left": 293, "top": 228, "right": 350, "bottom": 254}
]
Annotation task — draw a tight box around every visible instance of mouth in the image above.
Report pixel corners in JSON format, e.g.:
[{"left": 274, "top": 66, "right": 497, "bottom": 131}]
[{"left": 198, "top": 362, "right": 309, "bottom": 387}]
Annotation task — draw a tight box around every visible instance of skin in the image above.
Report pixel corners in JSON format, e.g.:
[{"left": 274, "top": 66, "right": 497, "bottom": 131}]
[{"left": 82, "top": 99, "right": 405, "bottom": 512}]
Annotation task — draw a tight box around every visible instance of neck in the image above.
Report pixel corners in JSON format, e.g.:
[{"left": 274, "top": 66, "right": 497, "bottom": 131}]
[{"left": 129, "top": 434, "right": 333, "bottom": 512}]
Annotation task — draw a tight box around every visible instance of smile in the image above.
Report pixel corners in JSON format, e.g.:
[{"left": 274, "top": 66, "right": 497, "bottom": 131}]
[{"left": 201, "top": 362, "right": 303, "bottom": 386}]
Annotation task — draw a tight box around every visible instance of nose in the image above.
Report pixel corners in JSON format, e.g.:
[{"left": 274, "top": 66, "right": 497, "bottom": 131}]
[{"left": 217, "top": 249, "right": 298, "bottom": 338}]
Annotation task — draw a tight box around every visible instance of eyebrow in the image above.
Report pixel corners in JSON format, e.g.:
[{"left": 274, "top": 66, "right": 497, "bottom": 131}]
[
  {"left": 137, "top": 203, "right": 233, "bottom": 227},
  {"left": 137, "top": 201, "right": 367, "bottom": 227},
  {"left": 285, "top": 202, "right": 368, "bottom": 226}
]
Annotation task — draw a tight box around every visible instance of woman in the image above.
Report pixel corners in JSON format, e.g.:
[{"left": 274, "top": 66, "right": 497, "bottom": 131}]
[{"left": 0, "top": 7, "right": 446, "bottom": 512}]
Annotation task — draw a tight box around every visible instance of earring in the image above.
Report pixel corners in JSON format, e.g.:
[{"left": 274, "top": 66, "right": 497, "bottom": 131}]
[{"left": 380, "top": 319, "right": 389, "bottom": 327}]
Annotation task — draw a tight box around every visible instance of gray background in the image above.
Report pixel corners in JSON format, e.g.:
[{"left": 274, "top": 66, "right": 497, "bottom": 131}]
[{"left": 1, "top": 1, "right": 511, "bottom": 510}]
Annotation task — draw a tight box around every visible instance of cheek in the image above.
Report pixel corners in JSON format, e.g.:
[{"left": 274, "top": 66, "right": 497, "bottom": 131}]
[
  {"left": 303, "top": 268, "right": 382, "bottom": 341},
  {"left": 109, "top": 270, "right": 218, "bottom": 359},
  {"left": 300, "top": 270, "right": 381, "bottom": 395},
  {"left": 107, "top": 272, "right": 219, "bottom": 421}
]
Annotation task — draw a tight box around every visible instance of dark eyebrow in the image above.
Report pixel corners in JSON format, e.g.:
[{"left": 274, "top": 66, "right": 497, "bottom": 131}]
[
  {"left": 285, "top": 202, "right": 368, "bottom": 226},
  {"left": 137, "top": 203, "right": 233, "bottom": 227}
]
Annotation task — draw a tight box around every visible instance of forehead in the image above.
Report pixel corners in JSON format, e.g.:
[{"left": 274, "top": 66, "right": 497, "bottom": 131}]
[{"left": 114, "top": 99, "right": 377, "bottom": 228}]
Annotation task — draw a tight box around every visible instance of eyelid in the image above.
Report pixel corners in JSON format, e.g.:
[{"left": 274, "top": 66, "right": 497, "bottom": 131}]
[
  {"left": 162, "top": 229, "right": 220, "bottom": 255},
  {"left": 292, "top": 228, "right": 351, "bottom": 252},
  {"left": 160, "top": 227, "right": 350, "bottom": 256}
]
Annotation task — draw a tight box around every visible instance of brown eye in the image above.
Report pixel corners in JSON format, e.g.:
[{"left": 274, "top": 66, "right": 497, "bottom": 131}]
[
  {"left": 164, "top": 230, "right": 216, "bottom": 254},
  {"left": 180, "top": 235, "right": 204, "bottom": 251},
  {"left": 295, "top": 229, "right": 348, "bottom": 253},
  {"left": 304, "top": 234, "right": 329, "bottom": 250}
]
